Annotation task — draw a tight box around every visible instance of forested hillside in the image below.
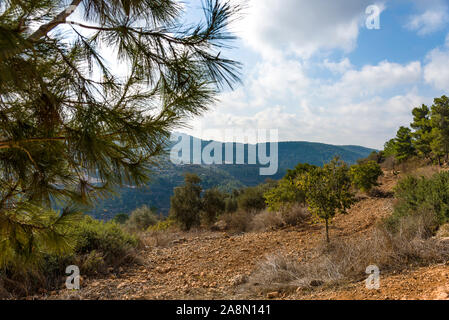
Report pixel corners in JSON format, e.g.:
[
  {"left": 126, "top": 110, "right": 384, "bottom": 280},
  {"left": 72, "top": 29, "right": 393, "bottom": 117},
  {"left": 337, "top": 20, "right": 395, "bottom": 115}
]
[{"left": 89, "top": 135, "right": 375, "bottom": 219}]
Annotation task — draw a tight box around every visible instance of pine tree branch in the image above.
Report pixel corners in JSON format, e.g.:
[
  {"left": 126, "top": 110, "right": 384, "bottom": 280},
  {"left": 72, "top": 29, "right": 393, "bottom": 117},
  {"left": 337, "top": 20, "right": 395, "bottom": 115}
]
[{"left": 28, "top": 0, "right": 82, "bottom": 41}]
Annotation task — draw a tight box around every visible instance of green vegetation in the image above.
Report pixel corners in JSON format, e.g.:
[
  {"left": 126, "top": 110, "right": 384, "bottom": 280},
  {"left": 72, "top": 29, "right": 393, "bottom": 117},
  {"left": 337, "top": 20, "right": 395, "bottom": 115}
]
[
  {"left": 264, "top": 178, "right": 305, "bottom": 212},
  {"left": 88, "top": 139, "right": 375, "bottom": 220},
  {"left": 170, "top": 174, "right": 203, "bottom": 231},
  {"left": 0, "top": 0, "right": 240, "bottom": 296},
  {"left": 384, "top": 172, "right": 449, "bottom": 234},
  {"left": 237, "top": 182, "right": 275, "bottom": 212},
  {"left": 383, "top": 95, "right": 449, "bottom": 166},
  {"left": 264, "top": 163, "right": 317, "bottom": 212},
  {"left": 113, "top": 214, "right": 130, "bottom": 225},
  {"left": 349, "top": 161, "right": 383, "bottom": 193},
  {"left": 126, "top": 206, "right": 159, "bottom": 232},
  {"left": 201, "top": 188, "right": 226, "bottom": 225},
  {"left": 298, "top": 157, "right": 355, "bottom": 243},
  {"left": 1, "top": 215, "right": 138, "bottom": 297}
]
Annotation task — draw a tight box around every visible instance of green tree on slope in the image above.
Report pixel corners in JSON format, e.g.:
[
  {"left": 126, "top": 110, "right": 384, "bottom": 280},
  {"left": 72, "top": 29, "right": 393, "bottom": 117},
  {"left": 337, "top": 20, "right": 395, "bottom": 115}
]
[{"left": 298, "top": 157, "right": 354, "bottom": 243}]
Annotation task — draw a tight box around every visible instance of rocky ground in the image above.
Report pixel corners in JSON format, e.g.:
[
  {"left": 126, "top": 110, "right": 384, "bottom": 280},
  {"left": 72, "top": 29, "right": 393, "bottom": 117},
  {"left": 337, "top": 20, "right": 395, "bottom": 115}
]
[{"left": 34, "top": 172, "right": 449, "bottom": 300}]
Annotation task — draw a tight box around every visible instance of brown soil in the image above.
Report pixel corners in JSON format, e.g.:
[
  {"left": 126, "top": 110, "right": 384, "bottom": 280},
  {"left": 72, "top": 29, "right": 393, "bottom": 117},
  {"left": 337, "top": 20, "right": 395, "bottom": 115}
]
[{"left": 35, "top": 172, "right": 449, "bottom": 300}]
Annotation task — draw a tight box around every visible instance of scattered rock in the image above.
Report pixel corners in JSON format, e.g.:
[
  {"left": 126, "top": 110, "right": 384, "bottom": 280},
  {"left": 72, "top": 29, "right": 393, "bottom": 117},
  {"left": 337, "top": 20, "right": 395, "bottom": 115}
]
[
  {"left": 211, "top": 220, "right": 228, "bottom": 231},
  {"left": 117, "top": 282, "right": 127, "bottom": 290},
  {"left": 171, "top": 238, "right": 187, "bottom": 245},
  {"left": 230, "top": 274, "right": 248, "bottom": 286},
  {"left": 267, "top": 291, "right": 280, "bottom": 299},
  {"left": 309, "top": 280, "right": 324, "bottom": 287}
]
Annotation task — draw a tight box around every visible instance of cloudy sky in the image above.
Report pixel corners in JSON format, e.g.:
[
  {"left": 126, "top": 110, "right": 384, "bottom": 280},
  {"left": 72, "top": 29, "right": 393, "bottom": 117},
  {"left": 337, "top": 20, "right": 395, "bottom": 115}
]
[{"left": 179, "top": 0, "right": 449, "bottom": 149}]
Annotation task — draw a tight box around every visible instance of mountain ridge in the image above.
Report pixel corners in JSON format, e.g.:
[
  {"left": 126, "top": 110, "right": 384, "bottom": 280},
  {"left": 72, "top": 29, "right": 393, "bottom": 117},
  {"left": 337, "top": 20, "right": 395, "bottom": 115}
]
[{"left": 89, "top": 135, "right": 376, "bottom": 219}]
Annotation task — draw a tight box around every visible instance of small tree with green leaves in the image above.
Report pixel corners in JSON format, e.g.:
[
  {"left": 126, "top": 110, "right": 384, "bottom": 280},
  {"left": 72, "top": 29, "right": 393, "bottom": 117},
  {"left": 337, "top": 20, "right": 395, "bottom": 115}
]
[
  {"left": 170, "top": 174, "right": 203, "bottom": 231},
  {"left": 298, "top": 157, "right": 355, "bottom": 243},
  {"left": 202, "top": 188, "right": 226, "bottom": 225},
  {"left": 349, "top": 161, "right": 383, "bottom": 193},
  {"left": 264, "top": 178, "right": 306, "bottom": 212}
]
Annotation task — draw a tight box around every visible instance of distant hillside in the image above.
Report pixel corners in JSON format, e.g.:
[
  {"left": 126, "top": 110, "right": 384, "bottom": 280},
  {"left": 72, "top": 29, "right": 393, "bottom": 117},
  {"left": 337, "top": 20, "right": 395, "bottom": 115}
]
[{"left": 89, "top": 135, "right": 375, "bottom": 220}]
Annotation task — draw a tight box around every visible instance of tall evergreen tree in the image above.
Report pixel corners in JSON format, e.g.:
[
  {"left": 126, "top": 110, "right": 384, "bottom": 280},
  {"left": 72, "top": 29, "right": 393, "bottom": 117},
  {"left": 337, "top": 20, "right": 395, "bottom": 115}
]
[
  {"left": 430, "top": 96, "right": 449, "bottom": 164},
  {"left": 0, "top": 0, "right": 240, "bottom": 263},
  {"left": 410, "top": 104, "right": 432, "bottom": 159},
  {"left": 383, "top": 138, "right": 397, "bottom": 158},
  {"left": 394, "top": 126, "right": 415, "bottom": 163}
]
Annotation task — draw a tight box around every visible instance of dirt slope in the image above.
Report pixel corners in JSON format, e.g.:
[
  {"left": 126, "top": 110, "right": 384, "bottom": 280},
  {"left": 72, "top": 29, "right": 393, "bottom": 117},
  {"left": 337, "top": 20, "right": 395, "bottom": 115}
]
[{"left": 36, "top": 172, "right": 449, "bottom": 300}]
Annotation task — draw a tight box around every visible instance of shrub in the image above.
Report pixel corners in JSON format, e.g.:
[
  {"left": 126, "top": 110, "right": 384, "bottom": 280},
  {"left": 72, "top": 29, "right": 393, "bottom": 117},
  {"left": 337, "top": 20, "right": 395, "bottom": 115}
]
[
  {"left": 238, "top": 185, "right": 272, "bottom": 212},
  {"left": 221, "top": 210, "right": 256, "bottom": 233},
  {"left": 225, "top": 197, "right": 238, "bottom": 213},
  {"left": 386, "top": 171, "right": 449, "bottom": 233},
  {"left": 250, "top": 210, "right": 284, "bottom": 231},
  {"left": 264, "top": 178, "right": 306, "bottom": 212},
  {"left": 170, "top": 173, "right": 203, "bottom": 231},
  {"left": 126, "top": 206, "right": 158, "bottom": 231},
  {"left": 113, "top": 213, "right": 130, "bottom": 224},
  {"left": 147, "top": 217, "right": 177, "bottom": 232},
  {"left": 0, "top": 215, "right": 138, "bottom": 297},
  {"left": 71, "top": 216, "right": 139, "bottom": 269},
  {"left": 349, "top": 160, "right": 383, "bottom": 193},
  {"left": 201, "top": 188, "right": 226, "bottom": 225},
  {"left": 280, "top": 205, "right": 310, "bottom": 226}
]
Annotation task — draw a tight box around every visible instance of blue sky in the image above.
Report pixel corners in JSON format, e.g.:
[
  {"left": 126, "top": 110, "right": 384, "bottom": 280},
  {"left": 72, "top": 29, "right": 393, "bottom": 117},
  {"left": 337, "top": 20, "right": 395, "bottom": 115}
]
[{"left": 180, "top": 0, "right": 449, "bottom": 149}]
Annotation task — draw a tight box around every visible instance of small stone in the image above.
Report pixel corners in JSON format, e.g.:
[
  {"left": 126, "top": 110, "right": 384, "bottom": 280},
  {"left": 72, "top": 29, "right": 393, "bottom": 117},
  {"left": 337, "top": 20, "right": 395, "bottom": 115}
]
[
  {"left": 117, "top": 282, "right": 127, "bottom": 290},
  {"left": 309, "top": 280, "right": 324, "bottom": 287},
  {"left": 267, "top": 291, "right": 280, "bottom": 299}
]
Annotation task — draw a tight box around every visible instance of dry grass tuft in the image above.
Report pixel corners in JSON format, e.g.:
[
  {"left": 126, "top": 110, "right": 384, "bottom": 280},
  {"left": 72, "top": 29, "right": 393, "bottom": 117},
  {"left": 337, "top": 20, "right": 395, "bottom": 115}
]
[{"left": 248, "top": 216, "right": 449, "bottom": 294}]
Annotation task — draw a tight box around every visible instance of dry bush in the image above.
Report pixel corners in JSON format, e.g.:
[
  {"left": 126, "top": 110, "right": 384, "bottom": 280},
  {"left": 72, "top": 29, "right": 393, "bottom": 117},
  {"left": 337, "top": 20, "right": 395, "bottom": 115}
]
[
  {"left": 220, "top": 210, "right": 257, "bottom": 233},
  {"left": 412, "top": 165, "right": 441, "bottom": 178},
  {"left": 381, "top": 156, "right": 396, "bottom": 171},
  {"left": 248, "top": 216, "right": 449, "bottom": 293},
  {"left": 436, "top": 224, "right": 449, "bottom": 238},
  {"left": 281, "top": 205, "right": 310, "bottom": 226},
  {"left": 397, "top": 157, "right": 432, "bottom": 175},
  {"left": 250, "top": 210, "right": 285, "bottom": 231}
]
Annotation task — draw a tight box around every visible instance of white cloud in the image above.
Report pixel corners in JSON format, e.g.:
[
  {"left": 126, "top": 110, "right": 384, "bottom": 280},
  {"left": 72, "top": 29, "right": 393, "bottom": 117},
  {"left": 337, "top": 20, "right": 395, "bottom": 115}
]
[
  {"left": 322, "top": 61, "right": 422, "bottom": 101},
  {"left": 184, "top": 56, "right": 427, "bottom": 149},
  {"left": 233, "top": 0, "right": 376, "bottom": 59},
  {"left": 424, "top": 49, "right": 449, "bottom": 90},
  {"left": 406, "top": 6, "right": 448, "bottom": 35},
  {"left": 424, "top": 37, "right": 449, "bottom": 90},
  {"left": 322, "top": 58, "right": 354, "bottom": 74}
]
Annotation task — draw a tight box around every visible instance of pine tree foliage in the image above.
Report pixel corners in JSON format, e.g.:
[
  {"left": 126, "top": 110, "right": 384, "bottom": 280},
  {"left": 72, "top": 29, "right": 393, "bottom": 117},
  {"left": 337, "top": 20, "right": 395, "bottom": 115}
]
[
  {"left": 411, "top": 104, "right": 432, "bottom": 158},
  {"left": 0, "top": 0, "right": 241, "bottom": 265},
  {"left": 394, "top": 126, "right": 415, "bottom": 163}
]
